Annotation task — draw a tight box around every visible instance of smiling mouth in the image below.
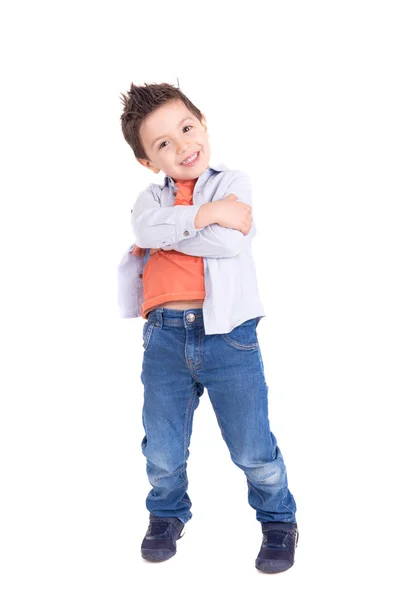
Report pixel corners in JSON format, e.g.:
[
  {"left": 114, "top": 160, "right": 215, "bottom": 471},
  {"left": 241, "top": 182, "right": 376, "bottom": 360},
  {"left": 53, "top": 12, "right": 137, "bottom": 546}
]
[{"left": 180, "top": 151, "right": 200, "bottom": 165}]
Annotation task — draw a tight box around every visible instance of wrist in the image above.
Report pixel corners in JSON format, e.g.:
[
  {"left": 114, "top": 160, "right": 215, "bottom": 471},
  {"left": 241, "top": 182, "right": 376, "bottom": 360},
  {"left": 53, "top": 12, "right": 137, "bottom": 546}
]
[{"left": 194, "top": 203, "right": 220, "bottom": 229}]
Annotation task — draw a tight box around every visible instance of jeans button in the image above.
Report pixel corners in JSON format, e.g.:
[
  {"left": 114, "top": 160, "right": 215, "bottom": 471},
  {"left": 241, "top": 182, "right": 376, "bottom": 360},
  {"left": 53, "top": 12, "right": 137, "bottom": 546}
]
[{"left": 186, "top": 312, "right": 195, "bottom": 322}]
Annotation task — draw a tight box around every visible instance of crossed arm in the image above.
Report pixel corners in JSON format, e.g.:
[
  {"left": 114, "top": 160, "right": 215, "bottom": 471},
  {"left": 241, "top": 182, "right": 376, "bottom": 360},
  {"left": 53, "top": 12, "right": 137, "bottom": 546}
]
[{"left": 131, "top": 171, "right": 257, "bottom": 259}]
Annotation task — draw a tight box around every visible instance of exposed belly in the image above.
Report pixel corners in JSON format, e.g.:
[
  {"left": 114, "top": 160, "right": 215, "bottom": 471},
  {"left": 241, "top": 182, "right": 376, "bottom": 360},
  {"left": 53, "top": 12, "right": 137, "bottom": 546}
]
[{"left": 151, "top": 300, "right": 204, "bottom": 311}]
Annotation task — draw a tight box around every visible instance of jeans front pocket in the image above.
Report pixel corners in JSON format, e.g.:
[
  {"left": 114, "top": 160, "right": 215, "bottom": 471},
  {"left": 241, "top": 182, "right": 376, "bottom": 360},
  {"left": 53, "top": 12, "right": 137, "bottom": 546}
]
[{"left": 221, "top": 318, "right": 259, "bottom": 351}]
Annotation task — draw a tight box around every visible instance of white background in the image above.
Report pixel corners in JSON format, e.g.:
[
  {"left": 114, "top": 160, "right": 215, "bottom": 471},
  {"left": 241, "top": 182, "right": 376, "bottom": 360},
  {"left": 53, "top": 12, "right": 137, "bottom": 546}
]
[{"left": 1, "top": 1, "right": 399, "bottom": 598}]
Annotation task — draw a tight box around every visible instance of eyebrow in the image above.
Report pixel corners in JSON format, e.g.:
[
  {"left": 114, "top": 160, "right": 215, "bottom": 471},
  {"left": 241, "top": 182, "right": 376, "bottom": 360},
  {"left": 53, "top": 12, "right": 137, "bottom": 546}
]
[{"left": 151, "top": 116, "right": 195, "bottom": 148}]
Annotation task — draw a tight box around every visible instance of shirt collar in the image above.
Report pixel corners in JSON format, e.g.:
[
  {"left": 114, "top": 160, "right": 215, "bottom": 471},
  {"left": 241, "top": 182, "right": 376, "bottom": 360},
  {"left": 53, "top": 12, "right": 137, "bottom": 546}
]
[{"left": 162, "top": 159, "right": 228, "bottom": 188}]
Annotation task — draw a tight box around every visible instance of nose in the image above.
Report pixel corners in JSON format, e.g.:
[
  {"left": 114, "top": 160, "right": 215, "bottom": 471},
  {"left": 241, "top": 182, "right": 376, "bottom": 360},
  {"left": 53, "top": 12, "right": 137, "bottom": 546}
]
[{"left": 177, "top": 138, "right": 191, "bottom": 155}]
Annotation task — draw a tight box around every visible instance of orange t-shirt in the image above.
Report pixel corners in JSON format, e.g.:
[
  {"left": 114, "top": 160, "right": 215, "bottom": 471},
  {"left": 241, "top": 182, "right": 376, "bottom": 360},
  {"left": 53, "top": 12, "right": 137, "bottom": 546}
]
[{"left": 140, "top": 178, "right": 205, "bottom": 319}]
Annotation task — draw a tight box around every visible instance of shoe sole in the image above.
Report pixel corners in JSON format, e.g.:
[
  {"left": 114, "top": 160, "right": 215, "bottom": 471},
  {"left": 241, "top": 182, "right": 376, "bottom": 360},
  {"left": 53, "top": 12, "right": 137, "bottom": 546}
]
[
  {"left": 141, "top": 549, "right": 176, "bottom": 562},
  {"left": 141, "top": 525, "right": 185, "bottom": 563},
  {"left": 256, "top": 559, "right": 293, "bottom": 573}
]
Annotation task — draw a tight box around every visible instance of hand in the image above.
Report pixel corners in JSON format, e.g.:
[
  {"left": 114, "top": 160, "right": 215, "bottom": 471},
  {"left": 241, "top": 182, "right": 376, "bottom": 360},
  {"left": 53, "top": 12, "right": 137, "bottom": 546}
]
[
  {"left": 131, "top": 244, "right": 161, "bottom": 257},
  {"left": 213, "top": 194, "right": 253, "bottom": 235},
  {"left": 132, "top": 244, "right": 146, "bottom": 257}
]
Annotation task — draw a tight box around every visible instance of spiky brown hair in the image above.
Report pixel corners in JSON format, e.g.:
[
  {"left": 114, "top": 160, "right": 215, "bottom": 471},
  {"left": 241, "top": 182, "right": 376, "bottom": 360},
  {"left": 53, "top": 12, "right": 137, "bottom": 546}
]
[{"left": 120, "top": 81, "right": 203, "bottom": 160}]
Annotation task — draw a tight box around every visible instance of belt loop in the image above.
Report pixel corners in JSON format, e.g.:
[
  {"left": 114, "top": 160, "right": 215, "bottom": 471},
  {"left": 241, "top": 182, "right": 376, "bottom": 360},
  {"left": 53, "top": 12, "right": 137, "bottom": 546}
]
[{"left": 156, "top": 308, "right": 164, "bottom": 329}]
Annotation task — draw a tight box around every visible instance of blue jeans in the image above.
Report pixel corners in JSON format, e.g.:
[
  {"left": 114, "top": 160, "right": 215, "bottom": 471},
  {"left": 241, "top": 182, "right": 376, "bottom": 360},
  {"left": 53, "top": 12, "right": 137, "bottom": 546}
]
[{"left": 140, "top": 307, "right": 297, "bottom": 525}]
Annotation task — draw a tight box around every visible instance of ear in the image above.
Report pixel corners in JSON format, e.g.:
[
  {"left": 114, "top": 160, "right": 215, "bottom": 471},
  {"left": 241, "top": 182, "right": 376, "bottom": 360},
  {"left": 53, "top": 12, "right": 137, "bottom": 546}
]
[
  {"left": 200, "top": 113, "right": 208, "bottom": 133},
  {"left": 136, "top": 158, "right": 160, "bottom": 174}
]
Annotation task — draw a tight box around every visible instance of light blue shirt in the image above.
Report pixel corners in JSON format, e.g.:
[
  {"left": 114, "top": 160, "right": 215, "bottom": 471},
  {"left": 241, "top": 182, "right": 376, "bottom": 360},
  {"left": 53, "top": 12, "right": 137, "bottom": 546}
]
[{"left": 117, "top": 160, "right": 266, "bottom": 334}]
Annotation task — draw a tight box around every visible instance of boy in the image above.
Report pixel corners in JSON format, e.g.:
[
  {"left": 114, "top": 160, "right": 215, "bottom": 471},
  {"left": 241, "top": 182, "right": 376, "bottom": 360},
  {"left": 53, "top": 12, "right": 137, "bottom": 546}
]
[{"left": 118, "top": 82, "right": 298, "bottom": 573}]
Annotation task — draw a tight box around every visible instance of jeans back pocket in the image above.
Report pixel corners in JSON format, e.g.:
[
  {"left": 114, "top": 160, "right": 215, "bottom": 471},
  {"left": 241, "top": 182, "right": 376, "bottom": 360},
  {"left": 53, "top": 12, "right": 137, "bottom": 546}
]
[{"left": 142, "top": 321, "right": 155, "bottom": 350}]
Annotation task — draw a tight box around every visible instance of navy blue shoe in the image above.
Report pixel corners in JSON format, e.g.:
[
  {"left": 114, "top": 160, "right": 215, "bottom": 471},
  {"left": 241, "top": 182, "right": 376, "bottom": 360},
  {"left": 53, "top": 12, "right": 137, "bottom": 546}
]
[
  {"left": 255, "top": 522, "right": 299, "bottom": 573},
  {"left": 141, "top": 515, "right": 186, "bottom": 562}
]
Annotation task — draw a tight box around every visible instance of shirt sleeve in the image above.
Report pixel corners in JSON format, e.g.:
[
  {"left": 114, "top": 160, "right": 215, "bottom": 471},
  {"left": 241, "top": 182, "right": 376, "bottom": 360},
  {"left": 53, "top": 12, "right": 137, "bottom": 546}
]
[
  {"left": 164, "top": 171, "right": 257, "bottom": 258},
  {"left": 131, "top": 184, "right": 206, "bottom": 248}
]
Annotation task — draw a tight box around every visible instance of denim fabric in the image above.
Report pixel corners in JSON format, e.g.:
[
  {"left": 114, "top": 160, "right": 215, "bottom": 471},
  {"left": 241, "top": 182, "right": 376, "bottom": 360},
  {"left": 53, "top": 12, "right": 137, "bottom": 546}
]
[{"left": 140, "top": 307, "right": 297, "bottom": 525}]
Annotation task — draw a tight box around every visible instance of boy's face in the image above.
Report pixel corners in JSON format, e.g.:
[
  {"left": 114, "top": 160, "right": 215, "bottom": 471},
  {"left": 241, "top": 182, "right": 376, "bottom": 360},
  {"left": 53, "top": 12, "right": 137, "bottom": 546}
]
[{"left": 137, "top": 100, "right": 211, "bottom": 181}]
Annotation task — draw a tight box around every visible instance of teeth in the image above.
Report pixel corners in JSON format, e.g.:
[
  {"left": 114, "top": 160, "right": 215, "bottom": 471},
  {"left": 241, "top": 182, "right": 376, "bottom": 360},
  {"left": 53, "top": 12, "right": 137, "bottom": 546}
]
[{"left": 182, "top": 152, "right": 198, "bottom": 165}]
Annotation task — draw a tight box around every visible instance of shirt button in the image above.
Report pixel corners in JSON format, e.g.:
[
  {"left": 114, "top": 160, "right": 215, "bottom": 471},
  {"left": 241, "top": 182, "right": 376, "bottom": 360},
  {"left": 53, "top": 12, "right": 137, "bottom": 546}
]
[
  {"left": 138, "top": 273, "right": 143, "bottom": 279},
  {"left": 183, "top": 230, "right": 189, "bottom": 236}
]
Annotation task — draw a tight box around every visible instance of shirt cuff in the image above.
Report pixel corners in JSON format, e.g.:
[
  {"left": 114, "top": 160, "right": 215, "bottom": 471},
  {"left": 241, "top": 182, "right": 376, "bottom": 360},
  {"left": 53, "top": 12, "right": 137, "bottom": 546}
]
[
  {"left": 162, "top": 204, "right": 205, "bottom": 248},
  {"left": 179, "top": 204, "right": 205, "bottom": 238}
]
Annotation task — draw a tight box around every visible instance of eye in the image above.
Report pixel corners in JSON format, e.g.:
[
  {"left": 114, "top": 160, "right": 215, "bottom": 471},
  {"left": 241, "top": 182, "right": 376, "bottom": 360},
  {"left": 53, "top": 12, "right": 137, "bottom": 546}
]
[{"left": 158, "top": 125, "right": 193, "bottom": 150}]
